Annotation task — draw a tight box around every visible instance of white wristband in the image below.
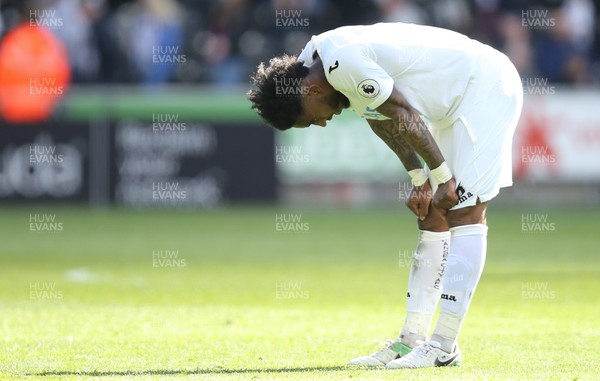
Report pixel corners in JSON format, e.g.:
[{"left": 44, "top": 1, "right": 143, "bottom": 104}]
[
  {"left": 430, "top": 162, "right": 453, "bottom": 184},
  {"left": 408, "top": 168, "right": 428, "bottom": 187}
]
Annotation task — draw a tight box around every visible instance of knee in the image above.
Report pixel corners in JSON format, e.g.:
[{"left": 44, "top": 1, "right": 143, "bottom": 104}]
[{"left": 417, "top": 207, "right": 448, "bottom": 232}]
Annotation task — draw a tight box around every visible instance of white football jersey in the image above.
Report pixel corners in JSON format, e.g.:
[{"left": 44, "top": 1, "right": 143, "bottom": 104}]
[{"left": 298, "top": 22, "right": 510, "bottom": 128}]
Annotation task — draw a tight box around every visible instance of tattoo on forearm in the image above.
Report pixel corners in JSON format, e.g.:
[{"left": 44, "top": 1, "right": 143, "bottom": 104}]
[
  {"left": 399, "top": 111, "right": 445, "bottom": 169},
  {"left": 375, "top": 89, "right": 446, "bottom": 170},
  {"left": 368, "top": 120, "right": 423, "bottom": 171}
]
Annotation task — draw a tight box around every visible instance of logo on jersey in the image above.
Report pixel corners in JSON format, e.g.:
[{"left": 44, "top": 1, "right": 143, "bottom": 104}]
[
  {"left": 357, "top": 79, "right": 380, "bottom": 98},
  {"left": 456, "top": 183, "right": 473, "bottom": 204},
  {"left": 328, "top": 60, "right": 339, "bottom": 74}
]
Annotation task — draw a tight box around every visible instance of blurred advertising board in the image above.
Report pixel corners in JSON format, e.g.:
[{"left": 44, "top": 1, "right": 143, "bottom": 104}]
[
  {"left": 112, "top": 120, "right": 275, "bottom": 207},
  {"left": 513, "top": 90, "right": 600, "bottom": 182},
  {"left": 0, "top": 120, "right": 275, "bottom": 206},
  {"left": 0, "top": 121, "right": 88, "bottom": 201}
]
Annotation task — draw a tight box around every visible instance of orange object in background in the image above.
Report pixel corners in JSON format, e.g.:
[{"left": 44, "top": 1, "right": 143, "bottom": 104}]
[{"left": 0, "top": 24, "right": 71, "bottom": 123}]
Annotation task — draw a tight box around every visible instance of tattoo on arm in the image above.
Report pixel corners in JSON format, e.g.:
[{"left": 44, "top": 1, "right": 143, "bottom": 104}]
[
  {"left": 367, "top": 119, "right": 423, "bottom": 172},
  {"left": 376, "top": 89, "right": 446, "bottom": 169}
]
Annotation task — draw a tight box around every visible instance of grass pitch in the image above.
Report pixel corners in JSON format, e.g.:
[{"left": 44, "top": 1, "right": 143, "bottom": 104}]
[{"left": 0, "top": 205, "right": 599, "bottom": 380}]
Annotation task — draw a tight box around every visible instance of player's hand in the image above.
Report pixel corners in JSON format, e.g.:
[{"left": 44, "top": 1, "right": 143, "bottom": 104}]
[
  {"left": 406, "top": 179, "right": 433, "bottom": 221},
  {"left": 433, "top": 178, "right": 459, "bottom": 214}
]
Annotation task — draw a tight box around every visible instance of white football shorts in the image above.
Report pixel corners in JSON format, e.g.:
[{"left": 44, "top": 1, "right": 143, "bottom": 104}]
[{"left": 427, "top": 52, "right": 523, "bottom": 210}]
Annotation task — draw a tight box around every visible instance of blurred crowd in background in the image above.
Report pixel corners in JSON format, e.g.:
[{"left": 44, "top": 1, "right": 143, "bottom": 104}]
[{"left": 1, "top": 0, "right": 599, "bottom": 87}]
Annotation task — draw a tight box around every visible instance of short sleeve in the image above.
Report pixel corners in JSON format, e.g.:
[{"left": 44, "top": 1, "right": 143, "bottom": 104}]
[
  {"left": 325, "top": 46, "right": 395, "bottom": 110},
  {"left": 298, "top": 39, "right": 315, "bottom": 66}
]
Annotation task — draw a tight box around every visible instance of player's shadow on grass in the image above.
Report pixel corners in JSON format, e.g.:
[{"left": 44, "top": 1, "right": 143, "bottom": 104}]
[{"left": 32, "top": 365, "right": 350, "bottom": 377}]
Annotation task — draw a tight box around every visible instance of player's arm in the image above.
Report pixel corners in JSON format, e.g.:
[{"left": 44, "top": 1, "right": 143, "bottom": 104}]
[
  {"left": 367, "top": 119, "right": 434, "bottom": 220},
  {"left": 375, "top": 88, "right": 444, "bottom": 170},
  {"left": 367, "top": 119, "right": 422, "bottom": 172},
  {"left": 375, "top": 88, "right": 458, "bottom": 211}
]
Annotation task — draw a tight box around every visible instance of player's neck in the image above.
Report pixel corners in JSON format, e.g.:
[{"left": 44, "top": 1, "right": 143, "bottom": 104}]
[{"left": 306, "top": 55, "right": 331, "bottom": 90}]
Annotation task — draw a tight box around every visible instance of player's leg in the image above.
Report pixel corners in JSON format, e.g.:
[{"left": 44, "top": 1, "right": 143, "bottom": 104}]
[
  {"left": 348, "top": 208, "right": 448, "bottom": 366},
  {"left": 388, "top": 204, "right": 488, "bottom": 369},
  {"left": 430, "top": 202, "right": 487, "bottom": 354},
  {"left": 400, "top": 208, "right": 449, "bottom": 348},
  {"left": 388, "top": 203, "right": 486, "bottom": 369}
]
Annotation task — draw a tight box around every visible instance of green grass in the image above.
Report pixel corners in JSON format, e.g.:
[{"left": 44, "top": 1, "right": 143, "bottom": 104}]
[{"left": 0, "top": 206, "right": 599, "bottom": 380}]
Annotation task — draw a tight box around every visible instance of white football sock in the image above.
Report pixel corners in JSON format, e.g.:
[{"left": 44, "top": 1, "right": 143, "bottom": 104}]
[
  {"left": 431, "top": 224, "right": 488, "bottom": 352},
  {"left": 401, "top": 230, "right": 450, "bottom": 348}
]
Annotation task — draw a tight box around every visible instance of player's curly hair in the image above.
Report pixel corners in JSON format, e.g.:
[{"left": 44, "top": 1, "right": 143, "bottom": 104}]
[{"left": 247, "top": 54, "right": 309, "bottom": 131}]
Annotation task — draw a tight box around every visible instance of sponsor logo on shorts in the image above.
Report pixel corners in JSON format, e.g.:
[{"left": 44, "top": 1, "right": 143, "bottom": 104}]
[{"left": 456, "top": 183, "right": 473, "bottom": 204}]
